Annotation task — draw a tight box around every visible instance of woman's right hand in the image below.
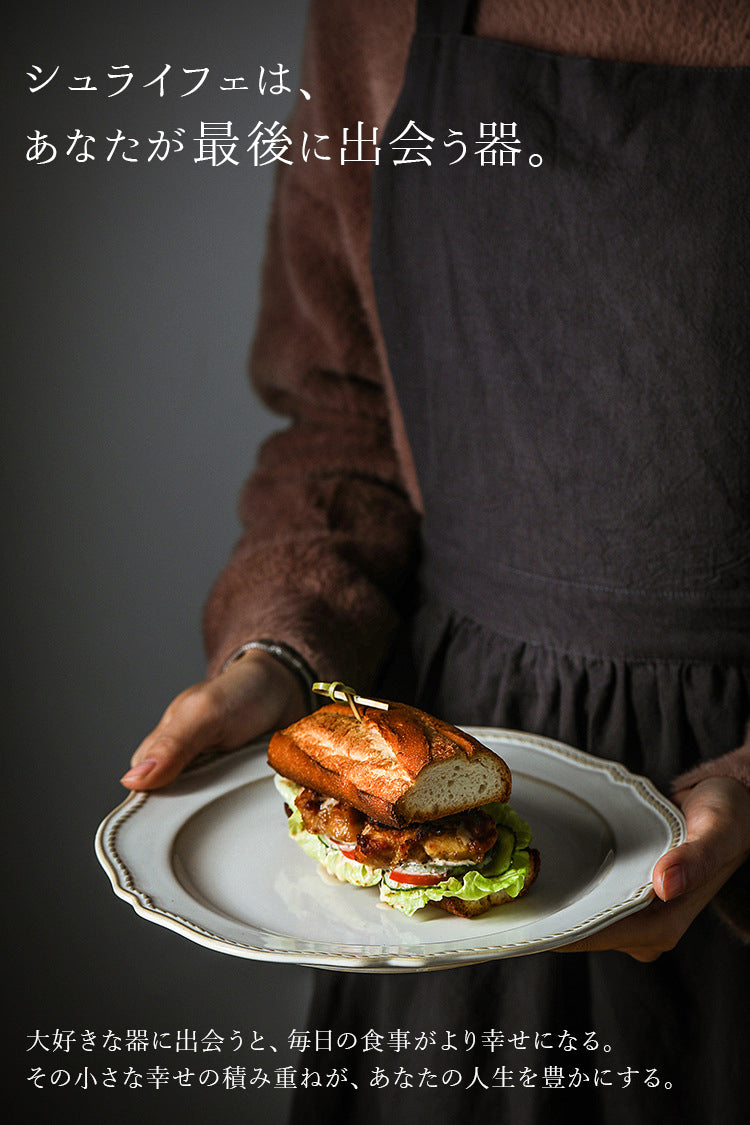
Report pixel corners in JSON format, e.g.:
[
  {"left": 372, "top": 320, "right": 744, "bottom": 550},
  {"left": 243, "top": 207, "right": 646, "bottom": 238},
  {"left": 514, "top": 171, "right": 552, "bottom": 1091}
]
[{"left": 119, "top": 649, "right": 309, "bottom": 790}]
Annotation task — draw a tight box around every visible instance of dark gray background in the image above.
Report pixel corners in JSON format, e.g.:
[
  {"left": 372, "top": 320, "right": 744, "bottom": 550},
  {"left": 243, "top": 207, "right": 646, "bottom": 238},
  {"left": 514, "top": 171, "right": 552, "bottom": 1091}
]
[{"left": 5, "top": 2, "right": 318, "bottom": 1120}]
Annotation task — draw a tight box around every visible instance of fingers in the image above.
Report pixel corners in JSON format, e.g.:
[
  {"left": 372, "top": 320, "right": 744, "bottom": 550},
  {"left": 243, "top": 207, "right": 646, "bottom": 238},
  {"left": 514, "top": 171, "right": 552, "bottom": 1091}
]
[
  {"left": 558, "top": 777, "right": 750, "bottom": 961},
  {"left": 652, "top": 778, "right": 750, "bottom": 903},
  {"left": 120, "top": 650, "right": 309, "bottom": 791},
  {"left": 558, "top": 881, "right": 718, "bottom": 962}
]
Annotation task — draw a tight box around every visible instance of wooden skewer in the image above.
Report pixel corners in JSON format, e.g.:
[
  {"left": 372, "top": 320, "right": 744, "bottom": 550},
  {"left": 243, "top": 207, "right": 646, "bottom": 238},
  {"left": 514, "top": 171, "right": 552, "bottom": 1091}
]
[{"left": 312, "top": 681, "right": 390, "bottom": 721}]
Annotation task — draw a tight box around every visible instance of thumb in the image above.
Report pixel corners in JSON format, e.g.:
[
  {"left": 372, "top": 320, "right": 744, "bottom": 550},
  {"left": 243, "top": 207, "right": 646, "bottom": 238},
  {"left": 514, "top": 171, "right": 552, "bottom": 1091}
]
[
  {"left": 121, "top": 683, "right": 225, "bottom": 790},
  {"left": 653, "top": 780, "right": 750, "bottom": 902}
]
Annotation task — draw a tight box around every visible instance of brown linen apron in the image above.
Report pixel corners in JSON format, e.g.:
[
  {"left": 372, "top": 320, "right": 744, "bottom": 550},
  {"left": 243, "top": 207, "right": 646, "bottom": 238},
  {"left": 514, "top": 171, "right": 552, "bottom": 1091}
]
[{"left": 293, "top": 2, "right": 750, "bottom": 1120}]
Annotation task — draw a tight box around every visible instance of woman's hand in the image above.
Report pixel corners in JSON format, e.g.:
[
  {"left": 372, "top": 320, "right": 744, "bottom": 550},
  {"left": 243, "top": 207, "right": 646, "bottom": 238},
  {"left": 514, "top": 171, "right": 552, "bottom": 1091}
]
[
  {"left": 120, "top": 650, "right": 309, "bottom": 790},
  {"left": 558, "top": 776, "right": 750, "bottom": 961}
]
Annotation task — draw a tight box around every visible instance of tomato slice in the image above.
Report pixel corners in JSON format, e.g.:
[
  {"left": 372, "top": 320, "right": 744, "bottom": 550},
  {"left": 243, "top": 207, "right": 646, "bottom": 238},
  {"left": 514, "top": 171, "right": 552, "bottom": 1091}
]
[
  {"left": 337, "top": 845, "right": 360, "bottom": 861},
  {"left": 388, "top": 869, "right": 447, "bottom": 887}
]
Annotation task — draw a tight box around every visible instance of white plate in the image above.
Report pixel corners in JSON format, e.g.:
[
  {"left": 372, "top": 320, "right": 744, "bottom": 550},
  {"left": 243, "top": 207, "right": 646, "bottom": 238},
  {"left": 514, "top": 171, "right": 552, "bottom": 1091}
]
[{"left": 96, "top": 729, "right": 685, "bottom": 972}]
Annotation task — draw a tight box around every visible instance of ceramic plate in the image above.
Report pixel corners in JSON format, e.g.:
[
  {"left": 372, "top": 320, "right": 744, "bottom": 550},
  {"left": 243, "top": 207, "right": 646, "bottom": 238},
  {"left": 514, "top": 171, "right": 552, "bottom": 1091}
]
[{"left": 96, "top": 729, "right": 685, "bottom": 972}]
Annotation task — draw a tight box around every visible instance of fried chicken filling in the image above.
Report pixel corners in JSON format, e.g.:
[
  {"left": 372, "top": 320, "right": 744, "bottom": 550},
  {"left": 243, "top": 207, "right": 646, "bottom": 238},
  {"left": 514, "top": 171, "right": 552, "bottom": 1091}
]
[{"left": 294, "top": 788, "right": 498, "bottom": 868}]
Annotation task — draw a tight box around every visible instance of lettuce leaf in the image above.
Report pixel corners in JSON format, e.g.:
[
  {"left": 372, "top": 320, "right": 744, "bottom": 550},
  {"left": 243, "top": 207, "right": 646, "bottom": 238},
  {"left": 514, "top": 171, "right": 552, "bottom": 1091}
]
[
  {"left": 273, "top": 774, "right": 533, "bottom": 912},
  {"left": 380, "top": 849, "right": 530, "bottom": 915}
]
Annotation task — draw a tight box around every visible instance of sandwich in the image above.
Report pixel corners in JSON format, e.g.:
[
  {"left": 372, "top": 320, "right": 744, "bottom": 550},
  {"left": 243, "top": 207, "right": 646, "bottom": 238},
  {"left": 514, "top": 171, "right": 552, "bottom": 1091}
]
[{"left": 268, "top": 688, "right": 539, "bottom": 917}]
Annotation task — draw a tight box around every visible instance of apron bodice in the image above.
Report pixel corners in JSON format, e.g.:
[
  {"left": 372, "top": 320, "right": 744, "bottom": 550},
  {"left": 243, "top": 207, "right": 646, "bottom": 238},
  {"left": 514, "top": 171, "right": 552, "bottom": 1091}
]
[{"left": 371, "top": 0, "right": 750, "bottom": 667}]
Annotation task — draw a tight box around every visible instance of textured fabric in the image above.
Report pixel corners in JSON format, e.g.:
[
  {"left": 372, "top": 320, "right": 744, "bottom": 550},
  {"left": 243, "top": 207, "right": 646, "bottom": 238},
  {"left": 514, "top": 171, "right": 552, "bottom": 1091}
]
[
  {"left": 292, "top": 3, "right": 750, "bottom": 1122},
  {"left": 296, "top": 931, "right": 748, "bottom": 1123},
  {"left": 370, "top": 2, "right": 750, "bottom": 778},
  {"left": 200, "top": 0, "right": 750, "bottom": 678}
]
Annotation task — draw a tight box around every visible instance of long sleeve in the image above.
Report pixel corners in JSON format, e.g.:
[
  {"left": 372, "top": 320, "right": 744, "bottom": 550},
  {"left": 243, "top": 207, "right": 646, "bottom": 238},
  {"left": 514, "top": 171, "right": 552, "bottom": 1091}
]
[{"left": 202, "top": 1, "right": 421, "bottom": 685}]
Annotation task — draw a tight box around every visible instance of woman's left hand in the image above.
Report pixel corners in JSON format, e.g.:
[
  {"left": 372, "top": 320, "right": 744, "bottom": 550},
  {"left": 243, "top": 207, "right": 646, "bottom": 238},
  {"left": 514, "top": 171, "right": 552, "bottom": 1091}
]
[{"left": 557, "top": 776, "right": 750, "bottom": 961}]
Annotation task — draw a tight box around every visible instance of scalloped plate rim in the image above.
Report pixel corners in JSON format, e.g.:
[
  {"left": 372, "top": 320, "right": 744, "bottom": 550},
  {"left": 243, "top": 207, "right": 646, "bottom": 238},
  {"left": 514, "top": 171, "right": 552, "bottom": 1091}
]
[{"left": 95, "top": 728, "right": 686, "bottom": 972}]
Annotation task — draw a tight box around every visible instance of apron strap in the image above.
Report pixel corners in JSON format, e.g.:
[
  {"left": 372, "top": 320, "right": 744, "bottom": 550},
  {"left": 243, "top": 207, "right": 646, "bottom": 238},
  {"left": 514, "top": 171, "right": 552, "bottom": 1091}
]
[{"left": 416, "top": 0, "right": 477, "bottom": 36}]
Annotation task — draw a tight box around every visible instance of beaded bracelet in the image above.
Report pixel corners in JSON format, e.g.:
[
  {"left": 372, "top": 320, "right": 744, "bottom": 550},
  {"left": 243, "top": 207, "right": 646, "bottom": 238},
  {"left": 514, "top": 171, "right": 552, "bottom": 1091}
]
[{"left": 221, "top": 638, "right": 318, "bottom": 713}]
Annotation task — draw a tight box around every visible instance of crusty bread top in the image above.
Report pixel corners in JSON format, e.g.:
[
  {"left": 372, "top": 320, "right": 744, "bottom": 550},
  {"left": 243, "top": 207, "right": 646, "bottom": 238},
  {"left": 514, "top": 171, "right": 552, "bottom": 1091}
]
[{"left": 267, "top": 701, "right": 511, "bottom": 827}]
